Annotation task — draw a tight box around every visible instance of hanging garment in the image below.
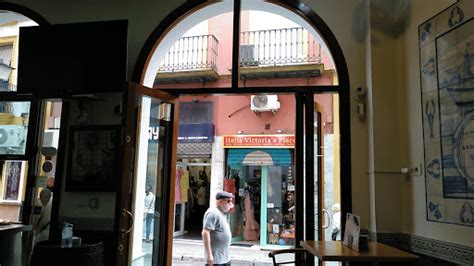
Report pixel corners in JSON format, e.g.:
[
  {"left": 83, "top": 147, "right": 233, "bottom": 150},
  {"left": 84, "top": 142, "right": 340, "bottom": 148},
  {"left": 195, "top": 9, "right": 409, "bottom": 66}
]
[
  {"left": 224, "top": 178, "right": 236, "bottom": 213},
  {"left": 175, "top": 168, "right": 182, "bottom": 202},
  {"left": 181, "top": 169, "right": 189, "bottom": 203},
  {"left": 243, "top": 194, "right": 260, "bottom": 241}
]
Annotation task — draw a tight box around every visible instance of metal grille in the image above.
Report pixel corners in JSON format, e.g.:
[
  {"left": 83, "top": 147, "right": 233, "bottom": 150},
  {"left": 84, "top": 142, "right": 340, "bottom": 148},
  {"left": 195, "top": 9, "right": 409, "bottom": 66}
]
[{"left": 178, "top": 143, "right": 212, "bottom": 156}]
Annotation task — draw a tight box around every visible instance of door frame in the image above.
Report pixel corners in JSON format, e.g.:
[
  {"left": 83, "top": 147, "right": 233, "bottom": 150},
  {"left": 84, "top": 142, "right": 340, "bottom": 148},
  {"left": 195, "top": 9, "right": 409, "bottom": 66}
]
[{"left": 115, "top": 83, "right": 179, "bottom": 266}]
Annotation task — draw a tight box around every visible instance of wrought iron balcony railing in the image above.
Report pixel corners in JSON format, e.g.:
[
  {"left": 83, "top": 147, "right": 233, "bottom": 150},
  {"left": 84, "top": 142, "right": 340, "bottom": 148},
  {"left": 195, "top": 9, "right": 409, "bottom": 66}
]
[
  {"left": 159, "top": 34, "right": 219, "bottom": 73},
  {"left": 240, "top": 27, "right": 322, "bottom": 67},
  {"left": 158, "top": 27, "right": 322, "bottom": 74}
]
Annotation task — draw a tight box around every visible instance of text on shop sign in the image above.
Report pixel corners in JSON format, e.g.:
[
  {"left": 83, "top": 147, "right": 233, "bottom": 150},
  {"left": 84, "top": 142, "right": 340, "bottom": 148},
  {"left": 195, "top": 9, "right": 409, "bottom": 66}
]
[{"left": 223, "top": 135, "right": 295, "bottom": 147}]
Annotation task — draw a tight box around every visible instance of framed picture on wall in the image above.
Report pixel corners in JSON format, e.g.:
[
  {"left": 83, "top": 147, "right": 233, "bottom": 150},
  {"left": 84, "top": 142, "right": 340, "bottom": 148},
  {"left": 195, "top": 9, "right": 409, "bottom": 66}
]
[
  {"left": 66, "top": 125, "right": 121, "bottom": 191},
  {"left": 2, "top": 161, "right": 25, "bottom": 201}
]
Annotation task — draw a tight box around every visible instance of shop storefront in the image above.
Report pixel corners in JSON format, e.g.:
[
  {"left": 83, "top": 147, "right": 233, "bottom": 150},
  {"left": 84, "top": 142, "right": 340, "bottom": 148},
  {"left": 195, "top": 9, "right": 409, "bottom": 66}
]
[
  {"left": 174, "top": 123, "right": 214, "bottom": 237},
  {"left": 223, "top": 135, "right": 296, "bottom": 248}
]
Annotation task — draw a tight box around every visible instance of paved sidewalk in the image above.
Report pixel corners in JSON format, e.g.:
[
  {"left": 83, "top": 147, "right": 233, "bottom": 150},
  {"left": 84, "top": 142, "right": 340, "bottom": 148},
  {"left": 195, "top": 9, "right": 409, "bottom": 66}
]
[
  {"left": 133, "top": 238, "right": 295, "bottom": 265},
  {"left": 172, "top": 239, "right": 286, "bottom": 265}
]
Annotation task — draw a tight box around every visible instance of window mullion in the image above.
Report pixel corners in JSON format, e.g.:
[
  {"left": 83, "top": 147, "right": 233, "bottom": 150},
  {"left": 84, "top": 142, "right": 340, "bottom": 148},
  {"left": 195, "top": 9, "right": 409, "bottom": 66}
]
[{"left": 231, "top": 0, "right": 241, "bottom": 89}]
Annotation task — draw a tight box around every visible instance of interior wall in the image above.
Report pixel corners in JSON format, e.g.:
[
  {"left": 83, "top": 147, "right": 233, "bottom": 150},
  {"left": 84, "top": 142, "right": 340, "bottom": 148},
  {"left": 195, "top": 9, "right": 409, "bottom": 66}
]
[{"left": 369, "top": 3, "right": 404, "bottom": 233}]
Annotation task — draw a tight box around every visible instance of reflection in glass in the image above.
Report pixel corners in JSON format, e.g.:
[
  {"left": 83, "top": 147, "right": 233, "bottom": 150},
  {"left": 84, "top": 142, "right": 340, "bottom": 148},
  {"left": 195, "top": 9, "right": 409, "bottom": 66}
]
[
  {"left": 33, "top": 101, "right": 62, "bottom": 243},
  {"left": 313, "top": 94, "right": 341, "bottom": 241},
  {"left": 0, "top": 160, "right": 28, "bottom": 222},
  {"left": 0, "top": 101, "right": 30, "bottom": 155},
  {"left": 131, "top": 96, "right": 172, "bottom": 266},
  {"left": 0, "top": 11, "right": 38, "bottom": 92}
]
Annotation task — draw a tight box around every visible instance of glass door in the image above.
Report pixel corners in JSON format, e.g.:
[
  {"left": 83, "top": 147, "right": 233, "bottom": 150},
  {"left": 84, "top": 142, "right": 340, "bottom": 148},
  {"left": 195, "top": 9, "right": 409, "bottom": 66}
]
[
  {"left": 314, "top": 102, "right": 325, "bottom": 241},
  {"left": 116, "top": 83, "right": 178, "bottom": 266}
]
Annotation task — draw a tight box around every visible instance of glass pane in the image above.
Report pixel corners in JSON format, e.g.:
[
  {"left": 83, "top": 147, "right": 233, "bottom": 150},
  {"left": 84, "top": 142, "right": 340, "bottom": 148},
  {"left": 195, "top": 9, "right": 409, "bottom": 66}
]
[
  {"left": 225, "top": 150, "right": 295, "bottom": 247},
  {"left": 0, "top": 11, "right": 38, "bottom": 92},
  {"left": 313, "top": 93, "right": 341, "bottom": 242},
  {"left": 0, "top": 101, "right": 30, "bottom": 155},
  {"left": 239, "top": 1, "right": 339, "bottom": 88},
  {"left": 146, "top": 2, "right": 234, "bottom": 89},
  {"left": 0, "top": 160, "right": 28, "bottom": 222},
  {"left": 130, "top": 95, "right": 172, "bottom": 265},
  {"left": 265, "top": 164, "right": 296, "bottom": 246},
  {"left": 32, "top": 101, "right": 62, "bottom": 243}
]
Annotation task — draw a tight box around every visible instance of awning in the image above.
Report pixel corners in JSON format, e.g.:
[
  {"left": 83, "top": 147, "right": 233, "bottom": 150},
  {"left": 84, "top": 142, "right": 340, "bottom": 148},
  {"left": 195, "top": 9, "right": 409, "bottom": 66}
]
[{"left": 227, "top": 148, "right": 293, "bottom": 166}]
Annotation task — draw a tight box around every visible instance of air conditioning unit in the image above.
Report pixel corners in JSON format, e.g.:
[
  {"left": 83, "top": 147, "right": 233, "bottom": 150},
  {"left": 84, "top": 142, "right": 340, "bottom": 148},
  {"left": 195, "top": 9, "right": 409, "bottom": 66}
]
[
  {"left": 240, "top": 44, "right": 258, "bottom": 67},
  {"left": 251, "top": 95, "right": 280, "bottom": 112},
  {"left": 0, "top": 126, "right": 24, "bottom": 148}
]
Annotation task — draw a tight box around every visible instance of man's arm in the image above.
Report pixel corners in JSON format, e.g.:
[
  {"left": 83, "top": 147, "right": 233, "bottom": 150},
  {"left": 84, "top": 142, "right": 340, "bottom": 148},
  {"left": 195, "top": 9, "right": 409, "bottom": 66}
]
[{"left": 201, "top": 228, "right": 214, "bottom": 264}]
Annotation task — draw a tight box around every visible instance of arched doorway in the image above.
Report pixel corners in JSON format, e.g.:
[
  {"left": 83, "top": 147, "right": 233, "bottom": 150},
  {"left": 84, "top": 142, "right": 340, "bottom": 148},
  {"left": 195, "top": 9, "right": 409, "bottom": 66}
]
[{"left": 121, "top": 1, "right": 351, "bottom": 265}]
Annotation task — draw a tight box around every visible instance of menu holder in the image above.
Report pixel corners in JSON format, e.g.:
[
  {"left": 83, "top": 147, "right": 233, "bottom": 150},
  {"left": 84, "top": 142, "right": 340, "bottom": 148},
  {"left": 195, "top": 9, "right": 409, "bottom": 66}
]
[{"left": 342, "top": 213, "right": 360, "bottom": 251}]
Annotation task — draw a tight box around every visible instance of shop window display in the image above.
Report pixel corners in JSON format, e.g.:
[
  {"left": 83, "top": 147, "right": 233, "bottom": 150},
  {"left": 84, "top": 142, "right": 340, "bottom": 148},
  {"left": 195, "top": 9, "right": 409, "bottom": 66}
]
[
  {"left": 266, "top": 165, "right": 295, "bottom": 246},
  {"left": 226, "top": 148, "right": 295, "bottom": 247}
]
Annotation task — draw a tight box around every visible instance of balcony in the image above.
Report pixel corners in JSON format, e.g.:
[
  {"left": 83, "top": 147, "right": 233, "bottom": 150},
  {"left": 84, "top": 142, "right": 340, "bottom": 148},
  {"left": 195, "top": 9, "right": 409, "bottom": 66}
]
[
  {"left": 155, "top": 34, "right": 219, "bottom": 84},
  {"left": 154, "top": 27, "right": 325, "bottom": 85},
  {"left": 240, "top": 27, "right": 324, "bottom": 80}
]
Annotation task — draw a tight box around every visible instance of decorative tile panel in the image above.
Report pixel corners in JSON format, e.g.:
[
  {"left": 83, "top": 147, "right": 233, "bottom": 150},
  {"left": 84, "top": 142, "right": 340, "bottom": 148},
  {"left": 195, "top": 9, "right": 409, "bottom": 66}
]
[
  {"left": 419, "top": 0, "right": 474, "bottom": 227},
  {"left": 377, "top": 232, "right": 474, "bottom": 265}
]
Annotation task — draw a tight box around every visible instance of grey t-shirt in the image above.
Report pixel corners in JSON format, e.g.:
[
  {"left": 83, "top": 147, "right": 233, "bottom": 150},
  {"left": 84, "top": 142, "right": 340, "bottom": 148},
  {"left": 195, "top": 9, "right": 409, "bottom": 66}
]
[{"left": 203, "top": 207, "right": 231, "bottom": 264}]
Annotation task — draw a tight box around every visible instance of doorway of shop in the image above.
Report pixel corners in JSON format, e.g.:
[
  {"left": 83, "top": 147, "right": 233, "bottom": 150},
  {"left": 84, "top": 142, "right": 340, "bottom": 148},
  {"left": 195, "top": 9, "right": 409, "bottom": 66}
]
[{"left": 174, "top": 158, "right": 211, "bottom": 239}]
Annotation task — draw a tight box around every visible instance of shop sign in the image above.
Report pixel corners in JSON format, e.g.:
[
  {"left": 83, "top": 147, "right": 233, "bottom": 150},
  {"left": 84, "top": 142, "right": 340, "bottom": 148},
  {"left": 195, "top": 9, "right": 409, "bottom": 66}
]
[
  {"left": 149, "top": 124, "right": 215, "bottom": 143},
  {"left": 178, "top": 123, "right": 215, "bottom": 143},
  {"left": 223, "top": 135, "right": 295, "bottom": 148}
]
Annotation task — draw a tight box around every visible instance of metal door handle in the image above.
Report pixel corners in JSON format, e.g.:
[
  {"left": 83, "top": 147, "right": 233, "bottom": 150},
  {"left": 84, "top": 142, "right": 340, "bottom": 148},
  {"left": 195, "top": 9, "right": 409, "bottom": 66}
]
[
  {"left": 322, "top": 209, "right": 331, "bottom": 229},
  {"left": 121, "top": 209, "right": 134, "bottom": 234},
  {"left": 314, "top": 209, "right": 331, "bottom": 229}
]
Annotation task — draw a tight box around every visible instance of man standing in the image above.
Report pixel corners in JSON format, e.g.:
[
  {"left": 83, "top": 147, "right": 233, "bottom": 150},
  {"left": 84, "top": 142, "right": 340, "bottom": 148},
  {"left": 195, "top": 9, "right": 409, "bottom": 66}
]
[
  {"left": 202, "top": 191, "right": 234, "bottom": 266},
  {"left": 196, "top": 181, "right": 208, "bottom": 220},
  {"left": 144, "top": 185, "right": 155, "bottom": 242}
]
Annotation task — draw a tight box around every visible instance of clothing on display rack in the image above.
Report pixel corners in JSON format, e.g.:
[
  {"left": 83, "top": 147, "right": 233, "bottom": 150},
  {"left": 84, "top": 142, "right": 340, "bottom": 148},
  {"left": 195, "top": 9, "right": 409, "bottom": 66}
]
[
  {"left": 224, "top": 178, "right": 236, "bottom": 213},
  {"left": 181, "top": 168, "right": 189, "bottom": 203},
  {"left": 175, "top": 166, "right": 183, "bottom": 202},
  {"left": 243, "top": 190, "right": 259, "bottom": 241}
]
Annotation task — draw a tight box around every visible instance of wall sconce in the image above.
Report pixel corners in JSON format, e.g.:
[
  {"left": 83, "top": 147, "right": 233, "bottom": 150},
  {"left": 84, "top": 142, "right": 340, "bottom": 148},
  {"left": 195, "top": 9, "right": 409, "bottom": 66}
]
[
  {"left": 355, "top": 86, "right": 367, "bottom": 121},
  {"left": 276, "top": 129, "right": 284, "bottom": 134},
  {"left": 237, "top": 130, "right": 244, "bottom": 134}
]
